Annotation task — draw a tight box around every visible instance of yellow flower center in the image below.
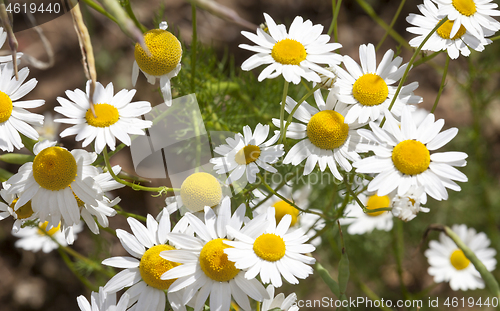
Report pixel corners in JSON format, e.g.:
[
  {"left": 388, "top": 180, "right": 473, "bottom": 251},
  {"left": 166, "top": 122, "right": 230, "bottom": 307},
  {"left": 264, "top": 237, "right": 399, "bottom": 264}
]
[
  {"left": 235, "top": 145, "right": 261, "bottom": 165},
  {"left": 307, "top": 110, "right": 349, "bottom": 150},
  {"left": 38, "top": 221, "right": 61, "bottom": 236},
  {"left": 365, "top": 194, "right": 390, "bottom": 217},
  {"left": 271, "top": 39, "right": 307, "bottom": 65},
  {"left": 32, "top": 147, "right": 77, "bottom": 191},
  {"left": 0, "top": 90, "right": 13, "bottom": 123},
  {"left": 437, "top": 20, "right": 467, "bottom": 40},
  {"left": 452, "top": 0, "right": 477, "bottom": 16},
  {"left": 199, "top": 238, "right": 239, "bottom": 282},
  {"left": 140, "top": 244, "right": 180, "bottom": 290},
  {"left": 253, "top": 233, "right": 286, "bottom": 262},
  {"left": 352, "top": 73, "right": 389, "bottom": 106},
  {"left": 450, "top": 249, "right": 470, "bottom": 270},
  {"left": 134, "top": 29, "right": 182, "bottom": 76},
  {"left": 180, "top": 172, "right": 222, "bottom": 212},
  {"left": 10, "top": 198, "right": 34, "bottom": 219},
  {"left": 85, "top": 103, "right": 119, "bottom": 128},
  {"left": 392, "top": 140, "right": 430, "bottom": 176},
  {"left": 272, "top": 200, "right": 299, "bottom": 226}
]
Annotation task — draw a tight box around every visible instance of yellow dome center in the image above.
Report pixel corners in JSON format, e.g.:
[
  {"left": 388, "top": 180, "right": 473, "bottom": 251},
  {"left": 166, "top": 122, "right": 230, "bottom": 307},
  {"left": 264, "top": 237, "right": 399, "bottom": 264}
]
[
  {"left": 135, "top": 29, "right": 182, "bottom": 76},
  {"left": 271, "top": 39, "right": 307, "bottom": 65},
  {"left": 452, "top": 0, "right": 477, "bottom": 16},
  {"left": 235, "top": 145, "right": 261, "bottom": 165},
  {"left": 199, "top": 238, "right": 239, "bottom": 282},
  {"left": 140, "top": 244, "right": 180, "bottom": 290},
  {"left": 10, "top": 198, "right": 34, "bottom": 219},
  {"left": 272, "top": 200, "right": 299, "bottom": 226},
  {"left": 38, "top": 221, "right": 61, "bottom": 236},
  {"left": 392, "top": 140, "right": 430, "bottom": 175},
  {"left": 85, "top": 103, "right": 119, "bottom": 128},
  {"left": 365, "top": 194, "right": 390, "bottom": 217},
  {"left": 0, "top": 90, "right": 13, "bottom": 123},
  {"left": 253, "top": 233, "right": 286, "bottom": 262},
  {"left": 352, "top": 73, "right": 389, "bottom": 106},
  {"left": 180, "top": 172, "right": 222, "bottom": 212},
  {"left": 450, "top": 249, "right": 470, "bottom": 270},
  {"left": 437, "top": 19, "right": 467, "bottom": 40},
  {"left": 307, "top": 110, "right": 349, "bottom": 150},
  {"left": 32, "top": 147, "right": 77, "bottom": 191}
]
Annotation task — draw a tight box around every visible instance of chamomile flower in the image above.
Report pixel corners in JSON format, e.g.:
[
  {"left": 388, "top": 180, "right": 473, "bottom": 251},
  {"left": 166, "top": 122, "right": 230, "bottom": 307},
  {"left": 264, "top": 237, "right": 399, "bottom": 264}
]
[
  {"left": 262, "top": 285, "right": 299, "bottom": 311},
  {"left": 407, "top": 0, "right": 492, "bottom": 59},
  {"left": 55, "top": 81, "right": 152, "bottom": 154},
  {"left": 77, "top": 288, "right": 130, "bottom": 311},
  {"left": 13, "top": 221, "right": 83, "bottom": 253},
  {"left": 0, "top": 62, "right": 44, "bottom": 152},
  {"left": 425, "top": 224, "right": 497, "bottom": 291},
  {"left": 224, "top": 207, "right": 316, "bottom": 288},
  {"left": 273, "top": 90, "right": 364, "bottom": 179},
  {"left": 240, "top": 13, "right": 342, "bottom": 84},
  {"left": 433, "top": 0, "right": 500, "bottom": 40},
  {"left": 353, "top": 107, "right": 468, "bottom": 201},
  {"left": 210, "top": 124, "right": 284, "bottom": 184},
  {"left": 132, "top": 21, "right": 182, "bottom": 106},
  {"left": 0, "top": 182, "right": 38, "bottom": 232},
  {"left": 391, "top": 185, "right": 429, "bottom": 222},
  {"left": 34, "top": 112, "right": 60, "bottom": 141},
  {"left": 6, "top": 140, "right": 103, "bottom": 229},
  {"left": 160, "top": 198, "right": 269, "bottom": 311},
  {"left": 333, "top": 43, "right": 422, "bottom": 124}
]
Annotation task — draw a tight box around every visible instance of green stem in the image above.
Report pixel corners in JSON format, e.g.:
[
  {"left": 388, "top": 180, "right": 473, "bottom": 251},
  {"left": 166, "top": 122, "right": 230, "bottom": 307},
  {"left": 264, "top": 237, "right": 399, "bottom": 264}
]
[
  {"left": 431, "top": 54, "right": 450, "bottom": 113},
  {"left": 375, "top": 0, "right": 406, "bottom": 51},
  {"left": 191, "top": 4, "right": 198, "bottom": 93},
  {"left": 328, "top": 0, "right": 342, "bottom": 42},
  {"left": 393, "top": 219, "right": 410, "bottom": 299},
  {"left": 58, "top": 248, "right": 98, "bottom": 291},
  {"left": 278, "top": 81, "right": 290, "bottom": 144},
  {"left": 122, "top": 0, "right": 147, "bottom": 33},
  {"left": 413, "top": 51, "right": 441, "bottom": 67},
  {"left": 81, "top": 0, "right": 119, "bottom": 24}
]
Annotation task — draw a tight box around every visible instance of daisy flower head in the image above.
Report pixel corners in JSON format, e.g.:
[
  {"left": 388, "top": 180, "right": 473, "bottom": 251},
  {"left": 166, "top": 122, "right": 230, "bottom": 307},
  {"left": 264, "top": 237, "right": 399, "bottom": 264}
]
[
  {"left": 262, "top": 285, "right": 299, "bottom": 311},
  {"left": 224, "top": 206, "right": 316, "bottom": 288},
  {"left": 425, "top": 224, "right": 497, "bottom": 291},
  {"left": 13, "top": 221, "right": 83, "bottom": 253},
  {"left": 354, "top": 106, "right": 468, "bottom": 201},
  {"left": 407, "top": 0, "right": 492, "bottom": 59},
  {"left": 160, "top": 198, "right": 269, "bottom": 311},
  {"left": 77, "top": 288, "right": 130, "bottom": 311},
  {"left": 0, "top": 61, "right": 44, "bottom": 152},
  {"left": 210, "top": 123, "right": 284, "bottom": 184},
  {"left": 55, "top": 81, "right": 152, "bottom": 154},
  {"left": 6, "top": 140, "right": 103, "bottom": 229},
  {"left": 273, "top": 89, "right": 364, "bottom": 179},
  {"left": 132, "top": 21, "right": 182, "bottom": 106},
  {"left": 391, "top": 185, "right": 430, "bottom": 222},
  {"left": 0, "top": 182, "right": 38, "bottom": 232},
  {"left": 333, "top": 43, "right": 422, "bottom": 124},
  {"left": 240, "top": 13, "right": 342, "bottom": 84}
]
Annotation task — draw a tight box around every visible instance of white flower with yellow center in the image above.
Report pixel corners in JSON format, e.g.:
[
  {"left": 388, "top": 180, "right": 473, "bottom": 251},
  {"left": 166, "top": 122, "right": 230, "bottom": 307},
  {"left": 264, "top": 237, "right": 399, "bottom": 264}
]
[
  {"left": 13, "top": 221, "right": 83, "bottom": 253},
  {"left": 353, "top": 107, "right": 468, "bottom": 201},
  {"left": 160, "top": 198, "right": 269, "bottom": 311},
  {"left": 6, "top": 140, "right": 103, "bottom": 229},
  {"left": 0, "top": 62, "right": 44, "bottom": 152},
  {"left": 433, "top": 0, "right": 500, "bottom": 40},
  {"left": 132, "top": 21, "right": 182, "bottom": 106},
  {"left": 0, "top": 182, "right": 38, "bottom": 232},
  {"left": 224, "top": 206, "right": 316, "bottom": 288},
  {"left": 240, "top": 13, "right": 342, "bottom": 84},
  {"left": 262, "top": 285, "right": 299, "bottom": 311},
  {"left": 391, "top": 185, "right": 430, "bottom": 222},
  {"left": 407, "top": 0, "right": 492, "bottom": 59},
  {"left": 55, "top": 81, "right": 152, "bottom": 154},
  {"left": 339, "top": 192, "right": 394, "bottom": 235},
  {"left": 102, "top": 209, "right": 185, "bottom": 311},
  {"left": 273, "top": 90, "right": 364, "bottom": 179},
  {"left": 210, "top": 124, "right": 284, "bottom": 184},
  {"left": 77, "top": 288, "right": 129, "bottom": 311},
  {"left": 333, "top": 43, "right": 422, "bottom": 124},
  {"left": 425, "top": 224, "right": 497, "bottom": 291}
]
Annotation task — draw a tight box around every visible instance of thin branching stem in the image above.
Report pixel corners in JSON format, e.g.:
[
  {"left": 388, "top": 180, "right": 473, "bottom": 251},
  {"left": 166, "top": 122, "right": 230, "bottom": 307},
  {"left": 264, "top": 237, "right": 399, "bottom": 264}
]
[{"left": 431, "top": 53, "right": 450, "bottom": 113}]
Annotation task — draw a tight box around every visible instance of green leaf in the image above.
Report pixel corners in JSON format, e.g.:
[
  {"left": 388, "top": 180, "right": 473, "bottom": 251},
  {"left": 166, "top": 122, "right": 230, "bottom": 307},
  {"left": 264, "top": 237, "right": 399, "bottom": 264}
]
[
  {"left": 0, "top": 153, "right": 35, "bottom": 165},
  {"left": 0, "top": 167, "right": 13, "bottom": 182},
  {"left": 338, "top": 249, "right": 350, "bottom": 295},
  {"left": 315, "top": 262, "right": 340, "bottom": 298}
]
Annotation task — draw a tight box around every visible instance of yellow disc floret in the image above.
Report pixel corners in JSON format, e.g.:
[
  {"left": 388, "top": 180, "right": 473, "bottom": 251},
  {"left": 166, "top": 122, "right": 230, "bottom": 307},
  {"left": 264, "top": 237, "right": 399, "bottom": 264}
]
[
  {"left": 253, "top": 233, "right": 286, "bottom": 262},
  {"left": 271, "top": 39, "right": 307, "bottom": 65},
  {"left": 452, "top": 0, "right": 477, "bottom": 16},
  {"left": 365, "top": 194, "right": 391, "bottom": 217},
  {"left": 135, "top": 29, "right": 182, "bottom": 76},
  {"left": 437, "top": 19, "right": 467, "bottom": 40},
  {"left": 199, "top": 238, "right": 239, "bottom": 282},
  {"left": 392, "top": 140, "right": 430, "bottom": 175},
  {"left": 235, "top": 145, "right": 261, "bottom": 165},
  {"left": 10, "top": 198, "right": 34, "bottom": 219},
  {"left": 272, "top": 200, "right": 299, "bottom": 226},
  {"left": 450, "top": 249, "right": 470, "bottom": 270},
  {"left": 307, "top": 110, "right": 349, "bottom": 150},
  {"left": 352, "top": 73, "right": 389, "bottom": 106},
  {"left": 85, "top": 103, "right": 119, "bottom": 128},
  {"left": 33, "top": 147, "right": 77, "bottom": 191},
  {"left": 180, "top": 172, "right": 222, "bottom": 212},
  {"left": 38, "top": 221, "right": 61, "bottom": 236},
  {"left": 140, "top": 244, "right": 180, "bottom": 290},
  {"left": 0, "top": 90, "right": 13, "bottom": 123}
]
